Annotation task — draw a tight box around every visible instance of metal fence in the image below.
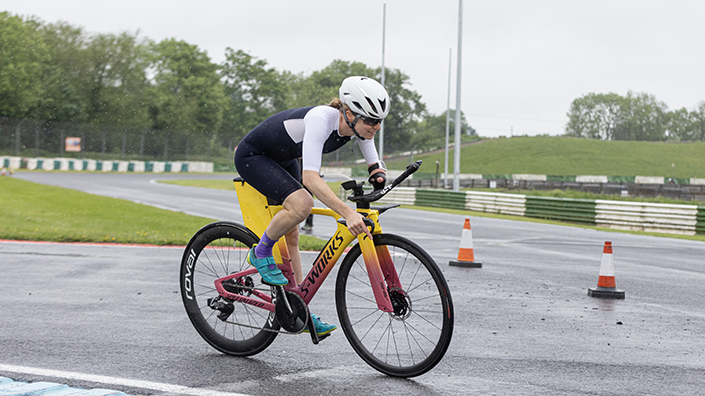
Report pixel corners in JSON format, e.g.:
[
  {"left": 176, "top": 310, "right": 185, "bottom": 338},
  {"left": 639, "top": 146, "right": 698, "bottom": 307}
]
[{"left": 0, "top": 117, "right": 226, "bottom": 162}]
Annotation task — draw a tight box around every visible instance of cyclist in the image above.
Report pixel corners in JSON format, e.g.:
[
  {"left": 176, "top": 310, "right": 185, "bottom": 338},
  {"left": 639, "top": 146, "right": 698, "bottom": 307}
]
[{"left": 234, "top": 76, "right": 389, "bottom": 337}]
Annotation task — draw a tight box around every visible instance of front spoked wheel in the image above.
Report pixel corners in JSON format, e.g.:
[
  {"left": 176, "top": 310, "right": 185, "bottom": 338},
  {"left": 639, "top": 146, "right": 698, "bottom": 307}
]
[
  {"left": 180, "top": 222, "right": 279, "bottom": 356},
  {"left": 336, "top": 234, "right": 454, "bottom": 377}
]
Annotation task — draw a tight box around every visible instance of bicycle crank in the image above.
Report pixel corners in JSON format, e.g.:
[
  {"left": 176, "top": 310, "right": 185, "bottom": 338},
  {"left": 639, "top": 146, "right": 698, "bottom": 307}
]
[{"left": 274, "top": 287, "right": 308, "bottom": 333}]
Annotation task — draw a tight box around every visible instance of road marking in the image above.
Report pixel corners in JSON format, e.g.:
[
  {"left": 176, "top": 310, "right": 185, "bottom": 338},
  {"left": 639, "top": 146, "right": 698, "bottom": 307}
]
[{"left": 0, "top": 364, "right": 251, "bottom": 396}]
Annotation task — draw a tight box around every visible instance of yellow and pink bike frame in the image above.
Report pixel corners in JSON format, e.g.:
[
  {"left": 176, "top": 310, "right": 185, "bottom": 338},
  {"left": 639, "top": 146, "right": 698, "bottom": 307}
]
[{"left": 212, "top": 179, "right": 401, "bottom": 314}]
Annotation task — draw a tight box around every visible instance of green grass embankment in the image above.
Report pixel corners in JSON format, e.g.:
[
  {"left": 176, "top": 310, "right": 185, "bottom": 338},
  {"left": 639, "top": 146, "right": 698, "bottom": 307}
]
[{"left": 384, "top": 136, "right": 705, "bottom": 178}]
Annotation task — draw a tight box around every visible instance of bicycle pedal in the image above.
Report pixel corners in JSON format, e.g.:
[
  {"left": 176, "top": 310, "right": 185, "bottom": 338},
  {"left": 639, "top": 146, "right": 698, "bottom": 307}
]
[{"left": 316, "top": 333, "right": 331, "bottom": 342}]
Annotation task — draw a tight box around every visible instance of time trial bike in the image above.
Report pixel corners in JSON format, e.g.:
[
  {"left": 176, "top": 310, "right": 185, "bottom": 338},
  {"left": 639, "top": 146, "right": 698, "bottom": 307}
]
[{"left": 180, "top": 161, "right": 454, "bottom": 377}]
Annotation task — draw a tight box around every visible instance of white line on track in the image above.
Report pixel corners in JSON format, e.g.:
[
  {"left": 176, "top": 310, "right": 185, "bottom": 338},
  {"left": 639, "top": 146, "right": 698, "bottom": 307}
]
[{"left": 0, "top": 364, "right": 251, "bottom": 396}]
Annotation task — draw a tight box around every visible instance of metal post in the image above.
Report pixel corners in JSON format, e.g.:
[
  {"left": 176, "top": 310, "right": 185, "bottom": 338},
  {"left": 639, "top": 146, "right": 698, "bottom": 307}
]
[
  {"left": 379, "top": 3, "right": 386, "bottom": 160},
  {"left": 102, "top": 128, "right": 107, "bottom": 160},
  {"left": 444, "top": 49, "right": 452, "bottom": 189},
  {"left": 453, "top": 0, "right": 463, "bottom": 192},
  {"left": 14, "top": 120, "right": 23, "bottom": 156},
  {"left": 163, "top": 132, "right": 168, "bottom": 162},
  {"left": 435, "top": 160, "right": 440, "bottom": 188},
  {"left": 34, "top": 122, "right": 40, "bottom": 157},
  {"left": 122, "top": 129, "right": 127, "bottom": 160},
  {"left": 140, "top": 129, "right": 145, "bottom": 160}
]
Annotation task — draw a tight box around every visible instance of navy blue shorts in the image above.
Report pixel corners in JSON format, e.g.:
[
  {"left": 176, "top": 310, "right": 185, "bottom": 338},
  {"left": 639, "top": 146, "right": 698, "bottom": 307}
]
[{"left": 234, "top": 141, "right": 302, "bottom": 204}]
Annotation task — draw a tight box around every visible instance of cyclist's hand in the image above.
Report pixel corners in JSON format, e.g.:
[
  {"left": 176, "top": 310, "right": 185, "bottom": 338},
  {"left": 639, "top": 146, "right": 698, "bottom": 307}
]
[
  {"left": 346, "top": 212, "right": 372, "bottom": 240},
  {"left": 367, "top": 162, "right": 387, "bottom": 191},
  {"left": 368, "top": 170, "right": 386, "bottom": 190}
]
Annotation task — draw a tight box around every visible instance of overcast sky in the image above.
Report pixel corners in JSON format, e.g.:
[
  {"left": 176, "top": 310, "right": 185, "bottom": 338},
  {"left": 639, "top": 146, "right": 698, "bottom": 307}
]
[{"left": 4, "top": 0, "right": 704, "bottom": 138}]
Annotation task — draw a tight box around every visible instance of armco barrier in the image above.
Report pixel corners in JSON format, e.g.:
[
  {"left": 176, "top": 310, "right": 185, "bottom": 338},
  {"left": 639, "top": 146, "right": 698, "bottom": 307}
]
[
  {"left": 0, "top": 156, "right": 213, "bottom": 173},
  {"left": 525, "top": 196, "right": 597, "bottom": 225},
  {"left": 697, "top": 207, "right": 705, "bottom": 235},
  {"left": 377, "top": 187, "right": 417, "bottom": 205},
  {"left": 596, "top": 200, "right": 699, "bottom": 235},
  {"left": 465, "top": 191, "right": 526, "bottom": 216},
  {"left": 416, "top": 189, "right": 466, "bottom": 210}
]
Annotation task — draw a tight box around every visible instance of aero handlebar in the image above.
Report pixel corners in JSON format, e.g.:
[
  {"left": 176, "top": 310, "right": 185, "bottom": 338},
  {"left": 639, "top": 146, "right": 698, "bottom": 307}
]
[{"left": 343, "top": 160, "right": 422, "bottom": 204}]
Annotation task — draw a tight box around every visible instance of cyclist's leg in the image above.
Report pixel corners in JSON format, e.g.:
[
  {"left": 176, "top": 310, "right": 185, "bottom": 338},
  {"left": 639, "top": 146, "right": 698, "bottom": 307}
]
[
  {"left": 265, "top": 189, "right": 312, "bottom": 242},
  {"left": 235, "top": 151, "right": 311, "bottom": 282},
  {"left": 284, "top": 225, "right": 303, "bottom": 285}
]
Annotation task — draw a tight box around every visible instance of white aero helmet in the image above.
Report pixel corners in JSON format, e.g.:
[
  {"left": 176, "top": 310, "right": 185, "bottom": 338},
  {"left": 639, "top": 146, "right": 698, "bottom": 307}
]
[{"left": 339, "top": 76, "right": 390, "bottom": 120}]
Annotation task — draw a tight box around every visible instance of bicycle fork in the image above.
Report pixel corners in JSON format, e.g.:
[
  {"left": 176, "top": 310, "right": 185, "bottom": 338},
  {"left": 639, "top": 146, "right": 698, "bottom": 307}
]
[{"left": 358, "top": 234, "right": 396, "bottom": 313}]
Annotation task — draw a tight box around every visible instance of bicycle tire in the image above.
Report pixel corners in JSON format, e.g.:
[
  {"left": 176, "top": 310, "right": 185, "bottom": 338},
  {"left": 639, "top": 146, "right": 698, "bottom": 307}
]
[
  {"left": 180, "top": 221, "right": 279, "bottom": 356},
  {"left": 335, "top": 233, "right": 454, "bottom": 377}
]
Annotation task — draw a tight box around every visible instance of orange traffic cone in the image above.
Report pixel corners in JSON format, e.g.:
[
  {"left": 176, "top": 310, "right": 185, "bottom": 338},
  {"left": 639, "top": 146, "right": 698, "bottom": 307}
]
[
  {"left": 588, "top": 241, "right": 625, "bottom": 299},
  {"left": 449, "top": 218, "right": 481, "bottom": 268}
]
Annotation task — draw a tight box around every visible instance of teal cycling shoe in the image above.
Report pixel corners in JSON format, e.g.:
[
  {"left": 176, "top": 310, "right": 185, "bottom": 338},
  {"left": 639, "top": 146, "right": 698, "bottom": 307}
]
[
  {"left": 247, "top": 245, "right": 288, "bottom": 286},
  {"left": 304, "top": 313, "right": 337, "bottom": 337}
]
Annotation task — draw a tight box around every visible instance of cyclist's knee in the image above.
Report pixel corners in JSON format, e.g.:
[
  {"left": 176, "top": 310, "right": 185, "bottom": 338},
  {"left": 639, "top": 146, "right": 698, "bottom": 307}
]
[{"left": 284, "top": 189, "right": 313, "bottom": 222}]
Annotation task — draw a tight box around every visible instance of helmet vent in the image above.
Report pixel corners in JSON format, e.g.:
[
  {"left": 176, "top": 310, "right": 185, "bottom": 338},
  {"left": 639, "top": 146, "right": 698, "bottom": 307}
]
[
  {"left": 379, "top": 98, "right": 387, "bottom": 112},
  {"left": 351, "top": 101, "right": 364, "bottom": 113},
  {"left": 365, "top": 97, "right": 378, "bottom": 114}
]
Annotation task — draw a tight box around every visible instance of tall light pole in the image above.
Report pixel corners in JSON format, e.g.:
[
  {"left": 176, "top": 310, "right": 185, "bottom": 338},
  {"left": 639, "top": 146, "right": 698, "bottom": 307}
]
[
  {"left": 444, "top": 48, "right": 452, "bottom": 189},
  {"left": 452, "top": 0, "right": 463, "bottom": 192},
  {"left": 379, "top": 3, "right": 386, "bottom": 161}
]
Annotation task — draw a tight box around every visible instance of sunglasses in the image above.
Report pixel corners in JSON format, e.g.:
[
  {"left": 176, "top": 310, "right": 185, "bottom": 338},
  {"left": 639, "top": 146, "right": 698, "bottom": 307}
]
[{"left": 359, "top": 115, "right": 382, "bottom": 126}]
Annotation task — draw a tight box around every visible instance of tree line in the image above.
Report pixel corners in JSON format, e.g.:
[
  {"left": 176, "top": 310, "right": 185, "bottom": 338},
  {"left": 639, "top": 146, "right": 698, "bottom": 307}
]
[
  {"left": 566, "top": 91, "right": 705, "bottom": 142},
  {"left": 0, "top": 12, "right": 474, "bottom": 162}
]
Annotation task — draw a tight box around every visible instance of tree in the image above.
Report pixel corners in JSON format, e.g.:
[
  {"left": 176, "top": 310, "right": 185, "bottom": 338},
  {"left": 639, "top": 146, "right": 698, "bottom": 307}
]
[
  {"left": 148, "top": 39, "right": 225, "bottom": 133},
  {"left": 83, "top": 32, "right": 151, "bottom": 128},
  {"left": 613, "top": 92, "right": 668, "bottom": 141},
  {"left": 566, "top": 92, "right": 670, "bottom": 141},
  {"left": 666, "top": 108, "right": 695, "bottom": 142},
  {"left": 693, "top": 101, "right": 705, "bottom": 141},
  {"left": 34, "top": 21, "right": 89, "bottom": 123},
  {"left": 0, "top": 12, "right": 46, "bottom": 118},
  {"left": 565, "top": 93, "right": 623, "bottom": 140},
  {"left": 373, "top": 67, "right": 427, "bottom": 153},
  {"left": 413, "top": 109, "right": 474, "bottom": 151},
  {"left": 219, "top": 49, "right": 288, "bottom": 146},
  {"left": 287, "top": 59, "right": 375, "bottom": 108}
]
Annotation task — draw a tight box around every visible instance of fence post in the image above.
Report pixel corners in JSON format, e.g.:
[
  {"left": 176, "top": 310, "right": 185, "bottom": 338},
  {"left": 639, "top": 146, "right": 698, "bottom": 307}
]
[
  {"left": 163, "top": 132, "right": 169, "bottom": 162},
  {"left": 34, "top": 122, "right": 41, "bottom": 157},
  {"left": 15, "top": 120, "right": 24, "bottom": 156},
  {"left": 102, "top": 128, "right": 107, "bottom": 160},
  {"left": 122, "top": 129, "right": 127, "bottom": 160},
  {"left": 59, "top": 128, "right": 64, "bottom": 156},
  {"left": 139, "top": 129, "right": 145, "bottom": 160}
]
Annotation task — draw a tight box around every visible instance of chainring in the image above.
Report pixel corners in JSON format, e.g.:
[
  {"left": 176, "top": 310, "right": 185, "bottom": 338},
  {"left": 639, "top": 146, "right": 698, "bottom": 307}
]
[{"left": 275, "top": 290, "right": 309, "bottom": 333}]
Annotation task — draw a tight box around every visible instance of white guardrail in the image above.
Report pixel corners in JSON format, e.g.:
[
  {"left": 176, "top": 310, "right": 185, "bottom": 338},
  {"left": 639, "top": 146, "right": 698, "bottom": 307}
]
[
  {"left": 360, "top": 186, "right": 703, "bottom": 237},
  {"left": 465, "top": 191, "right": 527, "bottom": 216},
  {"left": 595, "top": 200, "right": 699, "bottom": 235},
  {"left": 1, "top": 156, "right": 213, "bottom": 173}
]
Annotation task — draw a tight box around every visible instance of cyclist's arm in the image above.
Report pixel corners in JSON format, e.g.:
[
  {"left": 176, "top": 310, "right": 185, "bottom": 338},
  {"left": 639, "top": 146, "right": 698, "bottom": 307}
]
[
  {"left": 358, "top": 138, "right": 386, "bottom": 185},
  {"left": 302, "top": 170, "right": 372, "bottom": 239}
]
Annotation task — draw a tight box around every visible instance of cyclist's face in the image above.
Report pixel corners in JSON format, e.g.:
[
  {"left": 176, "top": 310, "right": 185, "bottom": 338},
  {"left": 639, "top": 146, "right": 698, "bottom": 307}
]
[{"left": 348, "top": 110, "right": 381, "bottom": 139}]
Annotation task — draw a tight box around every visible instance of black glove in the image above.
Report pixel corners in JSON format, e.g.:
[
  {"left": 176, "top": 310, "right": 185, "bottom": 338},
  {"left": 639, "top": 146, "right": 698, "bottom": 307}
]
[{"left": 368, "top": 163, "right": 387, "bottom": 190}]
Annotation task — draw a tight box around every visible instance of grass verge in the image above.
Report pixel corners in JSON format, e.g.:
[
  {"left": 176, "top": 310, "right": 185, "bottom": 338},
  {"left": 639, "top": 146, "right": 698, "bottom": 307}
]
[
  {"left": 0, "top": 177, "right": 326, "bottom": 250},
  {"left": 0, "top": 177, "right": 215, "bottom": 245}
]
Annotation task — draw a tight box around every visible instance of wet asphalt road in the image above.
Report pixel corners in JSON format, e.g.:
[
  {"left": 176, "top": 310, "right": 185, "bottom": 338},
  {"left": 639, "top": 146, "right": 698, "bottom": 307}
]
[{"left": 1, "top": 172, "right": 704, "bottom": 395}]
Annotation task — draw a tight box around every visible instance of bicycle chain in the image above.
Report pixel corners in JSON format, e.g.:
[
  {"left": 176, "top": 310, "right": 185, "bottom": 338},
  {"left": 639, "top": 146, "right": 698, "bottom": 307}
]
[{"left": 219, "top": 282, "right": 307, "bottom": 335}]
